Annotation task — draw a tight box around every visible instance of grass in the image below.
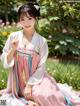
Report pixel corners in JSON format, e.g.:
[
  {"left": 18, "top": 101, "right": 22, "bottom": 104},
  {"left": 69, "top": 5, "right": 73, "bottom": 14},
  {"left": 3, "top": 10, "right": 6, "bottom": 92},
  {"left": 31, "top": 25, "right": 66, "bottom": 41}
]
[
  {"left": 0, "top": 58, "right": 80, "bottom": 90},
  {"left": 0, "top": 62, "right": 8, "bottom": 89},
  {"left": 46, "top": 58, "right": 80, "bottom": 90}
]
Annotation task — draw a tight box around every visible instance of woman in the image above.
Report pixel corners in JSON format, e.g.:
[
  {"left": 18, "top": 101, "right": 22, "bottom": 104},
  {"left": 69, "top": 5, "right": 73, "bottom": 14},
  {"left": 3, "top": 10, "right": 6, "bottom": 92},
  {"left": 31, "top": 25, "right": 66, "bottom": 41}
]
[{"left": 0, "top": 2, "right": 80, "bottom": 106}]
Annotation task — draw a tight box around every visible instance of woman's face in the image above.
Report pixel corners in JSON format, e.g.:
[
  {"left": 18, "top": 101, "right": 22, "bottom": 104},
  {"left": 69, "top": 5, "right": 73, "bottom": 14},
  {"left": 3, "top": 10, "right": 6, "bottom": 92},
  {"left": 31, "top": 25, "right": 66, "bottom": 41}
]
[{"left": 19, "top": 13, "right": 36, "bottom": 30}]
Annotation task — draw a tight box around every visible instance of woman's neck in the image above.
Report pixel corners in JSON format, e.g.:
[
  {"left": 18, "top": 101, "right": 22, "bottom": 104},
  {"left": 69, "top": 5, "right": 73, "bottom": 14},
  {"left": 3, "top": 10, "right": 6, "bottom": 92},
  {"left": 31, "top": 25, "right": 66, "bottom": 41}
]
[{"left": 23, "top": 28, "right": 35, "bottom": 41}]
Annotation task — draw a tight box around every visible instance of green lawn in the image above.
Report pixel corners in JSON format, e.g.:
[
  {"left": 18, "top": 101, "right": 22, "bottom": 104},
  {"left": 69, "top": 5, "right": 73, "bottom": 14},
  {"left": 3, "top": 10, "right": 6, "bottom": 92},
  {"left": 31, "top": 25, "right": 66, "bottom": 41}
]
[
  {"left": 0, "top": 58, "right": 80, "bottom": 90},
  {"left": 46, "top": 58, "right": 80, "bottom": 90},
  {"left": 0, "top": 62, "right": 8, "bottom": 89}
]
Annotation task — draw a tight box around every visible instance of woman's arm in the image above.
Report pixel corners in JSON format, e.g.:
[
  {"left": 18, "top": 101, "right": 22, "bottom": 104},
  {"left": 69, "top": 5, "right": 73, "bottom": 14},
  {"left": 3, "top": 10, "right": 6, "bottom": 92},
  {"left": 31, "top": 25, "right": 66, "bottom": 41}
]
[
  {"left": 27, "top": 40, "right": 48, "bottom": 85},
  {"left": 7, "top": 39, "right": 19, "bottom": 64},
  {"left": 1, "top": 33, "right": 19, "bottom": 68}
]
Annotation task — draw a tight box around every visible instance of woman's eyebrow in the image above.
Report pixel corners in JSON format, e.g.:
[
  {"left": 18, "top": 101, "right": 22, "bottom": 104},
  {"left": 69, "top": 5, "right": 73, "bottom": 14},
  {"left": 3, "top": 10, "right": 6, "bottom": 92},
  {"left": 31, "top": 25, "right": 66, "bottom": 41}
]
[
  {"left": 26, "top": 15, "right": 32, "bottom": 19},
  {"left": 20, "top": 15, "right": 32, "bottom": 19}
]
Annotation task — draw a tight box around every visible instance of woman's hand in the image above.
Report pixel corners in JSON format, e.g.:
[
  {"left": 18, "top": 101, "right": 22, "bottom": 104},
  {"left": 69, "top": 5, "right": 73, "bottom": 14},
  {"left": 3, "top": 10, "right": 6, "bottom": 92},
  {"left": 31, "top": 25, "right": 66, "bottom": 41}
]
[
  {"left": 28, "top": 100, "right": 40, "bottom": 106},
  {"left": 23, "top": 83, "right": 33, "bottom": 100},
  {"left": 7, "top": 38, "right": 19, "bottom": 64},
  {"left": 11, "top": 38, "right": 19, "bottom": 51}
]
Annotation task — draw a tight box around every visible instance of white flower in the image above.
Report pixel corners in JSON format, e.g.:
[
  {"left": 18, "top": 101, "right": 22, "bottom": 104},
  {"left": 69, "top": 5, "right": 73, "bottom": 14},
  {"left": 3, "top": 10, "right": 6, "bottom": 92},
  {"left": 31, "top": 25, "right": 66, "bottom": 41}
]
[
  {"left": 2, "top": 80, "right": 4, "bottom": 82},
  {"left": 55, "top": 45, "right": 60, "bottom": 49},
  {"left": 59, "top": 41, "right": 67, "bottom": 45},
  {"left": 66, "top": 39, "right": 73, "bottom": 43},
  {"left": 4, "top": 26, "right": 7, "bottom": 29},
  {"left": 48, "top": 35, "right": 52, "bottom": 39},
  {"left": 47, "top": 68, "right": 50, "bottom": 71}
]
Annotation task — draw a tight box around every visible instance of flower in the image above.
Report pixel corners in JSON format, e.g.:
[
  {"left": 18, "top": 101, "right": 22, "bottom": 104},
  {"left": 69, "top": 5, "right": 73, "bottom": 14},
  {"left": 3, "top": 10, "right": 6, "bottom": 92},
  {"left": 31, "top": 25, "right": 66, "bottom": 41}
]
[
  {"left": 59, "top": 41, "right": 67, "bottom": 45},
  {"left": 47, "top": 67, "right": 50, "bottom": 71},
  {"left": 2, "top": 32, "right": 8, "bottom": 36},
  {"left": 48, "top": 35, "right": 52, "bottom": 39},
  {"left": 55, "top": 45, "right": 60, "bottom": 50},
  {"left": 1, "top": 80, "right": 4, "bottom": 83},
  {"left": 62, "top": 28, "right": 67, "bottom": 33}
]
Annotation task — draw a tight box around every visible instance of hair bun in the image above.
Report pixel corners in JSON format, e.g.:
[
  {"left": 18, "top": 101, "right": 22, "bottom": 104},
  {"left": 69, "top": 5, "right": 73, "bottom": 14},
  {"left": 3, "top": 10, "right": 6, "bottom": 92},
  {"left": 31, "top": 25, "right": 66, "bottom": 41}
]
[
  {"left": 28, "top": 2, "right": 40, "bottom": 11},
  {"left": 27, "top": 2, "right": 40, "bottom": 17},
  {"left": 18, "top": 1, "right": 40, "bottom": 18}
]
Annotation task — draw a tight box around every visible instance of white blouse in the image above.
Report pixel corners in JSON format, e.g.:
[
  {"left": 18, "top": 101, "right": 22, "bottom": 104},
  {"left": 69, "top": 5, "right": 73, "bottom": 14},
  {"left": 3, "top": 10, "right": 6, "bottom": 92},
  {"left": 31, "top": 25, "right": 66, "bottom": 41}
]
[{"left": 1, "top": 30, "right": 48, "bottom": 85}]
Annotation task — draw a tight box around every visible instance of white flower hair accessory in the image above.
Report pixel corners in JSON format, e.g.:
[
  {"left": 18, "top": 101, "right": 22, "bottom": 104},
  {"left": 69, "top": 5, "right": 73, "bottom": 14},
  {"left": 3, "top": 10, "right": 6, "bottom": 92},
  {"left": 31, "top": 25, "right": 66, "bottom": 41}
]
[{"left": 34, "top": 4, "right": 40, "bottom": 11}]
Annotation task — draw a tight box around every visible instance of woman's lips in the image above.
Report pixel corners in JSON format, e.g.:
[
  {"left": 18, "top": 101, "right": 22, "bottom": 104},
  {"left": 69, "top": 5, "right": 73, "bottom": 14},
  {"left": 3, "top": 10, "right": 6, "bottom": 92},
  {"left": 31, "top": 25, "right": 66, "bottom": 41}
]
[{"left": 25, "top": 25, "right": 31, "bottom": 28}]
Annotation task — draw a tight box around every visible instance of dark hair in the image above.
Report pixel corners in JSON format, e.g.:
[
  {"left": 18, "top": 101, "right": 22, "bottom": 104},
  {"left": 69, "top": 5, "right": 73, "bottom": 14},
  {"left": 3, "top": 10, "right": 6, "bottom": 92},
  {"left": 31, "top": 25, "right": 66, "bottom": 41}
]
[{"left": 18, "top": 2, "right": 40, "bottom": 19}]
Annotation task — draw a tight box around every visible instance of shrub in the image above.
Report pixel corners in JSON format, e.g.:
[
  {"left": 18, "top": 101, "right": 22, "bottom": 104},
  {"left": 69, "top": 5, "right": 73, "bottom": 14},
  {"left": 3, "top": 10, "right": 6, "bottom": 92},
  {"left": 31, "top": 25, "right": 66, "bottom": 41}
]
[
  {"left": 0, "top": 26, "right": 20, "bottom": 53},
  {"left": 48, "top": 32, "right": 80, "bottom": 56}
]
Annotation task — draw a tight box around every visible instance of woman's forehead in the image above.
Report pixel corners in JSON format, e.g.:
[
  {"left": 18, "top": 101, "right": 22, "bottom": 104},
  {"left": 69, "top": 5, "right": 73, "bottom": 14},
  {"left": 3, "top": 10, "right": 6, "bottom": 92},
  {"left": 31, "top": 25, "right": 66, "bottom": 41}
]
[{"left": 20, "top": 12, "right": 32, "bottom": 18}]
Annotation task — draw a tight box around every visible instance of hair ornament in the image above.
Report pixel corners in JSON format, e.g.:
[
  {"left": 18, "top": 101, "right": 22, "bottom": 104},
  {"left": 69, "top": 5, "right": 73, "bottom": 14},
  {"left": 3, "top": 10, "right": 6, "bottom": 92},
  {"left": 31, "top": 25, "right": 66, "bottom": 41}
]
[{"left": 34, "top": 4, "right": 40, "bottom": 10}]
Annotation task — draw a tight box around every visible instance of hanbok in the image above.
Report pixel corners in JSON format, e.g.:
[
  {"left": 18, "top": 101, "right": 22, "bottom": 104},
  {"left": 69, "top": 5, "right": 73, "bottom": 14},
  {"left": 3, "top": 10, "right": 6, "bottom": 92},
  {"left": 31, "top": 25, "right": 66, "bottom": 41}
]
[{"left": 0, "top": 30, "right": 80, "bottom": 106}]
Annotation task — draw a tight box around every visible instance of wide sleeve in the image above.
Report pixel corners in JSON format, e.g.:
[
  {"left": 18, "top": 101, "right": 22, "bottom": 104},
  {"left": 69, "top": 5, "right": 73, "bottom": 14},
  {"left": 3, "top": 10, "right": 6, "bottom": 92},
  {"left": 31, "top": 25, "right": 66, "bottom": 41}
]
[
  {"left": 27, "top": 40, "right": 48, "bottom": 85},
  {"left": 1, "top": 33, "right": 14, "bottom": 69}
]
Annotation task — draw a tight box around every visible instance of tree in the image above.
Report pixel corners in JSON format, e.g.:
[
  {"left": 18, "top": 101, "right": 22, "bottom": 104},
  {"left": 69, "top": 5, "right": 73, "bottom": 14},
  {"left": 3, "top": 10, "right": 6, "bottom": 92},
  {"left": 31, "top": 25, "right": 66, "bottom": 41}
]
[
  {"left": 37, "top": 0, "right": 80, "bottom": 56},
  {"left": 0, "top": 0, "right": 27, "bottom": 22},
  {"left": 0, "top": 0, "right": 16, "bottom": 22}
]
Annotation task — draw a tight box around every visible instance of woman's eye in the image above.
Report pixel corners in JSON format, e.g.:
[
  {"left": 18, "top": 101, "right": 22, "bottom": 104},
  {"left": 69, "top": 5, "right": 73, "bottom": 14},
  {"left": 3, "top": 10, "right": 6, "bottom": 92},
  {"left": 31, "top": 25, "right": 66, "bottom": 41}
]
[
  {"left": 28, "top": 18, "right": 32, "bottom": 20},
  {"left": 21, "top": 19, "right": 25, "bottom": 21}
]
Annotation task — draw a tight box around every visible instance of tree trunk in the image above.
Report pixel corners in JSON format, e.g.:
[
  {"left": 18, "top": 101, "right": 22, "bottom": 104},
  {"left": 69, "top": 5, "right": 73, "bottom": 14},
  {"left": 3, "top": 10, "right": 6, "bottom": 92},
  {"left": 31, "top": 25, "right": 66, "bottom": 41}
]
[
  {"left": 5, "top": 6, "right": 8, "bottom": 22},
  {"left": 5, "top": 0, "right": 9, "bottom": 22}
]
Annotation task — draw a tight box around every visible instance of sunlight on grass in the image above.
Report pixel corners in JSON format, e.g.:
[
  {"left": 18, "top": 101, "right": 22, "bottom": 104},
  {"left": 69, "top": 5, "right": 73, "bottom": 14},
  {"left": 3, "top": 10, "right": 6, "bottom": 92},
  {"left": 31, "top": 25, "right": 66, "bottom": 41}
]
[{"left": 46, "top": 58, "right": 80, "bottom": 90}]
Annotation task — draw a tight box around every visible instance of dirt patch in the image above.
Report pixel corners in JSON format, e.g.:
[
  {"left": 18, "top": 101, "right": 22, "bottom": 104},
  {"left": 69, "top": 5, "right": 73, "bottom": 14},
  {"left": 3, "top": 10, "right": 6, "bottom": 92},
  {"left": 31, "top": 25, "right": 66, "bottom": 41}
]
[{"left": 48, "top": 56, "right": 80, "bottom": 62}]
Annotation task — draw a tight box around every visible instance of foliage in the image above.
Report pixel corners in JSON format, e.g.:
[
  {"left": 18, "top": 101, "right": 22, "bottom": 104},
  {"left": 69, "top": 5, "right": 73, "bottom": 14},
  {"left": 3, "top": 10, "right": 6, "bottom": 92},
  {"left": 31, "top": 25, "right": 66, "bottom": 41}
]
[
  {"left": 0, "top": 35, "right": 5, "bottom": 53},
  {"left": 48, "top": 32, "right": 80, "bottom": 56},
  {"left": 0, "top": 0, "right": 17, "bottom": 21},
  {"left": 37, "top": 0, "right": 80, "bottom": 57},
  {"left": 0, "top": 62, "right": 8, "bottom": 89},
  {"left": 38, "top": 0, "right": 80, "bottom": 37},
  {"left": 0, "top": 26, "right": 20, "bottom": 53},
  {"left": 0, "top": 0, "right": 26, "bottom": 22}
]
